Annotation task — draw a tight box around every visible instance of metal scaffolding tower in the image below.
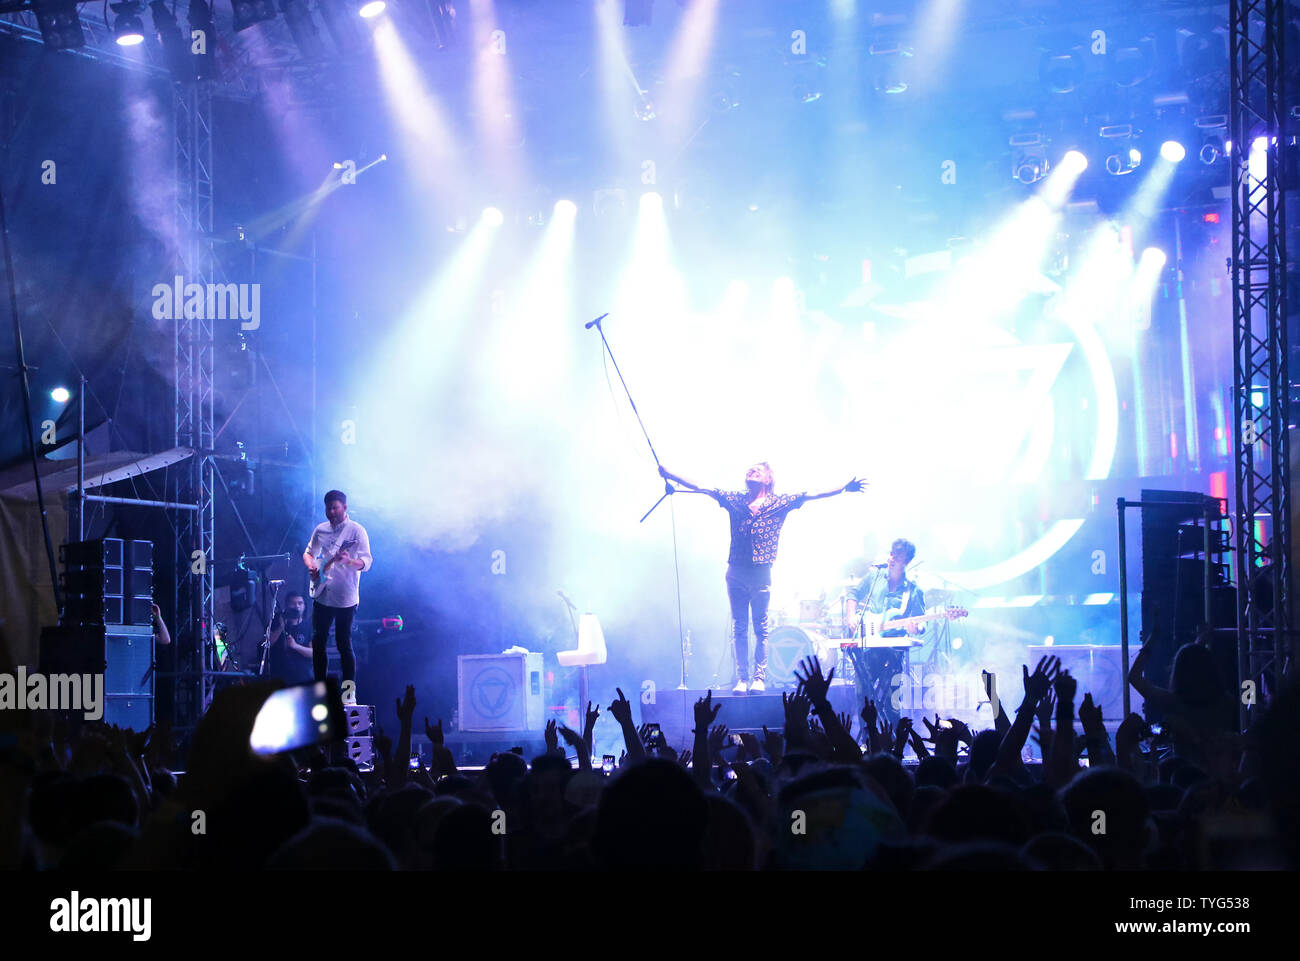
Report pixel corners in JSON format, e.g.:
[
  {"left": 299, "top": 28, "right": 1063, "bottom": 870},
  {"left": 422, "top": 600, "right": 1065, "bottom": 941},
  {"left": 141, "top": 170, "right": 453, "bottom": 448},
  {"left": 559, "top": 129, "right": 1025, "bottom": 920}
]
[
  {"left": 173, "top": 82, "right": 217, "bottom": 728},
  {"left": 1229, "top": 0, "right": 1294, "bottom": 727}
]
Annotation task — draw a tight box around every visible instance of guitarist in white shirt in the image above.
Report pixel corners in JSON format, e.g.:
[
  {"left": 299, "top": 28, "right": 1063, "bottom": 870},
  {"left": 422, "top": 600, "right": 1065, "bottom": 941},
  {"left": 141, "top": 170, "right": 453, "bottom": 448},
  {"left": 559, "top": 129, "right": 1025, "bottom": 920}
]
[
  {"left": 303, "top": 490, "right": 373, "bottom": 701},
  {"left": 845, "top": 538, "right": 925, "bottom": 725}
]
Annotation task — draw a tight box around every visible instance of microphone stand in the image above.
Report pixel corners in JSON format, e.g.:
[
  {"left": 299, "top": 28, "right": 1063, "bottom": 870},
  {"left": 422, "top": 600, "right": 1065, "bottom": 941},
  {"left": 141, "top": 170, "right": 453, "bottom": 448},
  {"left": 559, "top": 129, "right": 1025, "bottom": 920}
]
[
  {"left": 258, "top": 580, "right": 285, "bottom": 676},
  {"left": 586, "top": 312, "right": 689, "bottom": 691}
]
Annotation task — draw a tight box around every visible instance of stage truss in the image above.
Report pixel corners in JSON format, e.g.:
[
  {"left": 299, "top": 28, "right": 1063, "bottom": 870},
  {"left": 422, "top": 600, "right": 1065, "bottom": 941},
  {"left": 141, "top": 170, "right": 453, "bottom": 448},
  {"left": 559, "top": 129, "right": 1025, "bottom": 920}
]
[{"left": 1229, "top": 0, "right": 1294, "bottom": 727}]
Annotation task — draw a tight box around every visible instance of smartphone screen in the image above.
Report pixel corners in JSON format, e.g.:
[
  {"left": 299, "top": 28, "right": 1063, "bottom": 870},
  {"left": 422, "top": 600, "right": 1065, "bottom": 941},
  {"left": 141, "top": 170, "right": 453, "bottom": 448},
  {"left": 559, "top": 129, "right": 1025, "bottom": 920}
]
[
  {"left": 249, "top": 680, "right": 346, "bottom": 755},
  {"left": 644, "top": 723, "right": 662, "bottom": 748},
  {"left": 602, "top": 754, "right": 615, "bottom": 774}
]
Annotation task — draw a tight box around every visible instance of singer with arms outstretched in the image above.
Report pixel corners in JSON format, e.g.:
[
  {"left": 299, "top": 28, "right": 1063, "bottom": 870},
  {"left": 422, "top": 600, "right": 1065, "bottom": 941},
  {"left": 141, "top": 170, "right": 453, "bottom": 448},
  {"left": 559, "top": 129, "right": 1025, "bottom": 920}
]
[{"left": 659, "top": 462, "right": 863, "bottom": 693}]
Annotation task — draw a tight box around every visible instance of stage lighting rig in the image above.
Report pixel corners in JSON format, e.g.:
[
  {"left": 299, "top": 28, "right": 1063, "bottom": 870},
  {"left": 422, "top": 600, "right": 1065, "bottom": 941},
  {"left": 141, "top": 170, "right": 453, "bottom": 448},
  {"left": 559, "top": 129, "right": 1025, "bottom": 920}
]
[
  {"left": 1010, "top": 133, "right": 1049, "bottom": 185},
  {"left": 34, "top": 0, "right": 86, "bottom": 50},
  {"left": 1099, "top": 123, "right": 1140, "bottom": 175},
  {"left": 110, "top": 2, "right": 146, "bottom": 46},
  {"left": 231, "top": 0, "right": 276, "bottom": 33},
  {"left": 149, "top": 1, "right": 191, "bottom": 75}
]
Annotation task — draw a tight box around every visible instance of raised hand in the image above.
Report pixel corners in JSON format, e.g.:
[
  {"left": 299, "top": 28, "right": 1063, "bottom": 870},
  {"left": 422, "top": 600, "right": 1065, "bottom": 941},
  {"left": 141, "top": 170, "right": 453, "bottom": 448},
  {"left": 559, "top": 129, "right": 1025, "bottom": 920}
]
[
  {"left": 544, "top": 718, "right": 559, "bottom": 754},
  {"left": 608, "top": 688, "right": 634, "bottom": 727},
  {"left": 793, "top": 656, "right": 835, "bottom": 703},
  {"left": 395, "top": 685, "right": 416, "bottom": 727},
  {"left": 783, "top": 687, "right": 812, "bottom": 725},
  {"left": 861, "top": 698, "right": 878, "bottom": 729},
  {"left": 1053, "top": 669, "right": 1077, "bottom": 703},
  {"left": 843, "top": 477, "right": 865, "bottom": 493},
  {"left": 761, "top": 724, "right": 783, "bottom": 762},
  {"left": 1022, "top": 655, "right": 1060, "bottom": 704},
  {"left": 557, "top": 724, "right": 585, "bottom": 752},
  {"left": 424, "top": 717, "right": 444, "bottom": 746},
  {"left": 738, "top": 731, "right": 763, "bottom": 761},
  {"left": 707, "top": 724, "right": 730, "bottom": 757},
  {"left": 584, "top": 700, "right": 601, "bottom": 735},
  {"left": 1078, "top": 692, "right": 1104, "bottom": 730},
  {"left": 693, "top": 690, "right": 722, "bottom": 732}
]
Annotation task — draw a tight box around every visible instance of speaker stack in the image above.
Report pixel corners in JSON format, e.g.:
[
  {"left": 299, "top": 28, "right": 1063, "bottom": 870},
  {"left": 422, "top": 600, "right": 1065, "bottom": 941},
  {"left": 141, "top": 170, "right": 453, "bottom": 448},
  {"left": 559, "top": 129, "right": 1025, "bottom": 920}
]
[{"left": 42, "top": 538, "right": 156, "bottom": 728}]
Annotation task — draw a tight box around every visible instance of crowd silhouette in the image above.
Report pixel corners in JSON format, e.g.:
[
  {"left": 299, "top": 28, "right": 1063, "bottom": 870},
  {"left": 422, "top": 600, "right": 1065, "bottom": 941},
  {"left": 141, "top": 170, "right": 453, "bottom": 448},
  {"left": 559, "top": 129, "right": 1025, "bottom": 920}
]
[{"left": 3, "top": 621, "right": 1296, "bottom": 871}]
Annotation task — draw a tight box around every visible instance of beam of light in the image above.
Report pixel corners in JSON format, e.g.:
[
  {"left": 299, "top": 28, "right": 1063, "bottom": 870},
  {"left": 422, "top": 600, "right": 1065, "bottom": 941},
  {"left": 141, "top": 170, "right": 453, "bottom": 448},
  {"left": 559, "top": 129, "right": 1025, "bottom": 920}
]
[
  {"left": 909, "top": 0, "right": 966, "bottom": 94},
  {"left": 1039, "top": 148, "right": 1089, "bottom": 208},
  {"left": 936, "top": 195, "right": 1061, "bottom": 326},
  {"left": 251, "top": 158, "right": 389, "bottom": 253},
  {"left": 595, "top": 0, "right": 647, "bottom": 172},
  {"left": 935, "top": 519, "right": 1086, "bottom": 590},
  {"left": 373, "top": 18, "right": 466, "bottom": 203},
  {"left": 658, "top": 0, "right": 721, "bottom": 145},
  {"left": 468, "top": 0, "right": 525, "bottom": 189},
  {"left": 482, "top": 206, "right": 505, "bottom": 226},
  {"left": 829, "top": 0, "right": 856, "bottom": 17},
  {"left": 485, "top": 198, "right": 577, "bottom": 405},
  {"left": 51, "top": 387, "right": 71, "bottom": 403},
  {"left": 1124, "top": 154, "right": 1179, "bottom": 250},
  {"left": 359, "top": 0, "right": 385, "bottom": 17}
]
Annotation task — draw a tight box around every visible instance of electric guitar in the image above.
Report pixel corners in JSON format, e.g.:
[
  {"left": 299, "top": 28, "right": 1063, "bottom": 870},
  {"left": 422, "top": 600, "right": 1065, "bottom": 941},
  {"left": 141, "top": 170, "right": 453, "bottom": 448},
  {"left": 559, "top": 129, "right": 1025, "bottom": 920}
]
[
  {"left": 856, "top": 606, "right": 969, "bottom": 647},
  {"left": 309, "top": 536, "right": 358, "bottom": 600}
]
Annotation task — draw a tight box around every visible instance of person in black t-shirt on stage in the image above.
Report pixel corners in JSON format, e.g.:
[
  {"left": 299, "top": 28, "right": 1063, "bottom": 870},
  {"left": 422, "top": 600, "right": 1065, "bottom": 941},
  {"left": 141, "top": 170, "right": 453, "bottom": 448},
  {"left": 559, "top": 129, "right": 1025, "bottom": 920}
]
[
  {"left": 265, "top": 591, "right": 314, "bottom": 685},
  {"left": 659, "top": 462, "right": 863, "bottom": 693}
]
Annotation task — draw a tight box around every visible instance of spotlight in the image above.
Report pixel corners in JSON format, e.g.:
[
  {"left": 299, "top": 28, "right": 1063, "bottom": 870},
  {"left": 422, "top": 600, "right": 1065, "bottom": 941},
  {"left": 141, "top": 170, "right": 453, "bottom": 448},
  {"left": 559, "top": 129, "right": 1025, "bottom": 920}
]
[
  {"left": 1039, "top": 49, "right": 1084, "bottom": 94},
  {"left": 623, "top": 0, "right": 654, "bottom": 27},
  {"left": 1160, "top": 140, "right": 1186, "bottom": 162},
  {"left": 1061, "top": 149, "right": 1089, "bottom": 173},
  {"left": 34, "top": 0, "right": 85, "bottom": 50},
  {"left": 1199, "top": 138, "right": 1224, "bottom": 165},
  {"left": 230, "top": 0, "right": 276, "bottom": 33},
  {"left": 553, "top": 199, "right": 577, "bottom": 219},
  {"left": 1105, "top": 148, "right": 1141, "bottom": 175},
  {"left": 358, "top": 0, "right": 385, "bottom": 18},
  {"left": 634, "top": 94, "right": 656, "bottom": 122},
  {"left": 1013, "top": 154, "right": 1049, "bottom": 184},
  {"left": 1142, "top": 247, "right": 1168, "bottom": 268},
  {"left": 110, "top": 1, "right": 145, "bottom": 45},
  {"left": 640, "top": 191, "right": 663, "bottom": 210},
  {"left": 51, "top": 387, "right": 71, "bottom": 403},
  {"left": 482, "top": 207, "right": 504, "bottom": 227}
]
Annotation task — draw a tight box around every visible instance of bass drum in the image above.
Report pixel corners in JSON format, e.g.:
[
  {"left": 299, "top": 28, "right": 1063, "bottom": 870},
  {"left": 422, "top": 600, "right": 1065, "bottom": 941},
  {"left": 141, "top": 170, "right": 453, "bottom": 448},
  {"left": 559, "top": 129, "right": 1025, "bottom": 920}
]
[{"left": 766, "top": 625, "right": 839, "bottom": 689}]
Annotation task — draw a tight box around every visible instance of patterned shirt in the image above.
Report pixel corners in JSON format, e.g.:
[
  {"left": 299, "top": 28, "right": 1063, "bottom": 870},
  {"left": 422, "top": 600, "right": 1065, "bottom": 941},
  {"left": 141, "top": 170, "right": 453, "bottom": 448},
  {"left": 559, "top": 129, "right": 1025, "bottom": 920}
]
[{"left": 711, "top": 490, "right": 807, "bottom": 565}]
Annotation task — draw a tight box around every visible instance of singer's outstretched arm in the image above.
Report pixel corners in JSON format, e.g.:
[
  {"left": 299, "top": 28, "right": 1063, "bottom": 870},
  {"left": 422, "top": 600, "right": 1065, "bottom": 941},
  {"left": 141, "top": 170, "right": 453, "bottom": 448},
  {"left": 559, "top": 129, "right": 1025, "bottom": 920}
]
[{"left": 803, "top": 478, "right": 865, "bottom": 501}]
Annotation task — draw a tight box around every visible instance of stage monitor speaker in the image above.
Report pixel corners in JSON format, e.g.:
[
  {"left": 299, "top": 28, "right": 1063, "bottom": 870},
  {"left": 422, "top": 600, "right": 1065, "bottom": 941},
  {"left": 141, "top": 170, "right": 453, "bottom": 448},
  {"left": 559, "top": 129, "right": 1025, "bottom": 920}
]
[
  {"left": 457, "top": 652, "right": 544, "bottom": 732},
  {"left": 1026, "top": 645, "right": 1143, "bottom": 720},
  {"left": 345, "top": 736, "right": 376, "bottom": 770},
  {"left": 344, "top": 703, "right": 375, "bottom": 736}
]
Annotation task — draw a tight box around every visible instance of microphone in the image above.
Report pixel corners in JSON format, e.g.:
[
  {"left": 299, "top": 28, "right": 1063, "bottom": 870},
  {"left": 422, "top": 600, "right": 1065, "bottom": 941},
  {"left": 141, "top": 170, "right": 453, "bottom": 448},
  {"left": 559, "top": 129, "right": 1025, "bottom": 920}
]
[
  {"left": 584, "top": 312, "right": 610, "bottom": 330},
  {"left": 270, "top": 579, "right": 286, "bottom": 587}
]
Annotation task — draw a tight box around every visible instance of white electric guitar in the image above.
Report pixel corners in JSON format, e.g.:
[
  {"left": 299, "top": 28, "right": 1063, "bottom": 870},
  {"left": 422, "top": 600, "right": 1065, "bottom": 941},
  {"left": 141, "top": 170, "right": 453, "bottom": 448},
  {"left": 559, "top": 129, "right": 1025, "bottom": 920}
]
[
  {"left": 309, "top": 536, "right": 358, "bottom": 600},
  {"left": 856, "top": 606, "right": 969, "bottom": 647}
]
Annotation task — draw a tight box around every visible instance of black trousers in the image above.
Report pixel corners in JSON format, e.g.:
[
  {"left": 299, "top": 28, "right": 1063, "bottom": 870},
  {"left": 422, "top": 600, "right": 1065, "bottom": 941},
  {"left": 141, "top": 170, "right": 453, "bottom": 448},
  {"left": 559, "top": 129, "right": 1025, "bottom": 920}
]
[
  {"left": 726, "top": 563, "right": 772, "bottom": 680},
  {"left": 311, "top": 602, "right": 357, "bottom": 684},
  {"left": 847, "top": 645, "right": 909, "bottom": 726}
]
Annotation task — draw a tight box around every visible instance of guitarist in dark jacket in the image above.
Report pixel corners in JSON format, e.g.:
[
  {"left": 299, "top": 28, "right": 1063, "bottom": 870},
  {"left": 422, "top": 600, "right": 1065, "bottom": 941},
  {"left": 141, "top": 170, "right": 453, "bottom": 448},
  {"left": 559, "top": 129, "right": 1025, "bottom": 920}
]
[
  {"left": 845, "top": 537, "right": 925, "bottom": 726},
  {"left": 303, "top": 490, "right": 373, "bottom": 701}
]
